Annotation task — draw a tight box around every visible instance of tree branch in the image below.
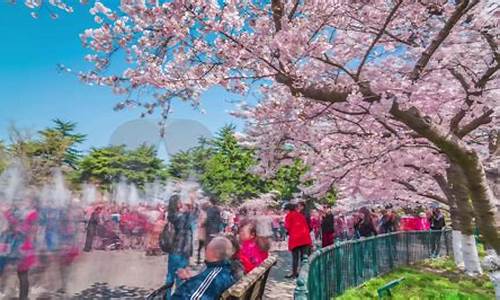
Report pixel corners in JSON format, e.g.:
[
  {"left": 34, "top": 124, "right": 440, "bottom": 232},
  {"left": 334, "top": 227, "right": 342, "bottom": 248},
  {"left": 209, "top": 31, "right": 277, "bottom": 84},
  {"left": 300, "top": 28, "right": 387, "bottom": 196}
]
[
  {"left": 456, "top": 108, "right": 494, "bottom": 138},
  {"left": 393, "top": 179, "right": 449, "bottom": 205},
  {"left": 314, "top": 54, "right": 356, "bottom": 80},
  {"left": 409, "top": 0, "right": 478, "bottom": 81},
  {"left": 271, "top": 0, "right": 284, "bottom": 32},
  {"left": 355, "top": 0, "right": 403, "bottom": 79},
  {"left": 288, "top": 0, "right": 300, "bottom": 21}
]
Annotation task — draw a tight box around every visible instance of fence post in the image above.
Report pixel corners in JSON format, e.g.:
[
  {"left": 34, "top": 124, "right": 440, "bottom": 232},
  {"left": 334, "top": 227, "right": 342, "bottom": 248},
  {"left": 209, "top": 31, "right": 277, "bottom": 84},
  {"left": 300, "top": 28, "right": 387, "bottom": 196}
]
[
  {"left": 314, "top": 247, "right": 323, "bottom": 300},
  {"left": 405, "top": 234, "right": 410, "bottom": 265},
  {"left": 295, "top": 278, "right": 308, "bottom": 300},
  {"left": 335, "top": 246, "right": 342, "bottom": 296},
  {"left": 445, "top": 230, "right": 450, "bottom": 256},
  {"left": 388, "top": 234, "right": 394, "bottom": 269},
  {"left": 352, "top": 242, "right": 358, "bottom": 285},
  {"left": 294, "top": 254, "right": 310, "bottom": 300},
  {"left": 373, "top": 238, "right": 379, "bottom": 276}
]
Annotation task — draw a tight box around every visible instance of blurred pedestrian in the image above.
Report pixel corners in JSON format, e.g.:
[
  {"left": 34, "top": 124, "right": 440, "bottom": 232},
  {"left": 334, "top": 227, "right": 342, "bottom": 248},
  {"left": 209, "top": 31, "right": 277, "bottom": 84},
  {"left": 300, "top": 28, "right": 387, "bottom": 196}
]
[
  {"left": 321, "top": 207, "right": 335, "bottom": 247},
  {"left": 164, "top": 195, "right": 194, "bottom": 299},
  {"left": 354, "top": 207, "right": 378, "bottom": 238},
  {"left": 83, "top": 205, "right": 102, "bottom": 252}
]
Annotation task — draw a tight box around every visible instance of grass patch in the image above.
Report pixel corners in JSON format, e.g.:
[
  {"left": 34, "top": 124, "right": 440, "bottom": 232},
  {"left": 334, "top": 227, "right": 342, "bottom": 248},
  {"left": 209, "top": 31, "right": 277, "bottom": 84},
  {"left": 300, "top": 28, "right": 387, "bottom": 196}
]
[{"left": 337, "top": 257, "right": 494, "bottom": 300}]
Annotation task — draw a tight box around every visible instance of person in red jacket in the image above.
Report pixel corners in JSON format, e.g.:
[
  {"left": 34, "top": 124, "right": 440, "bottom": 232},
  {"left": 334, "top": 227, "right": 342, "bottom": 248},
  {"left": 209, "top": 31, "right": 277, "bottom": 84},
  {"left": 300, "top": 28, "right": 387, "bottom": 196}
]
[{"left": 284, "top": 202, "right": 312, "bottom": 279}]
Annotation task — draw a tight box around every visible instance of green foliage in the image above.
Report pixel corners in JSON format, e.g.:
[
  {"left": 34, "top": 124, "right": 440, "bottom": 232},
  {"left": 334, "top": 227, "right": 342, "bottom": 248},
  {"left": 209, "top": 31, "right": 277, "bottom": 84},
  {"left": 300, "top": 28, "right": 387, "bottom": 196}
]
[
  {"left": 168, "top": 151, "right": 194, "bottom": 179},
  {"left": 318, "top": 188, "right": 337, "bottom": 205},
  {"left": 338, "top": 258, "right": 494, "bottom": 300},
  {"left": 73, "top": 145, "right": 167, "bottom": 189},
  {"left": 8, "top": 120, "right": 85, "bottom": 185},
  {"left": 0, "top": 140, "right": 8, "bottom": 174},
  {"left": 200, "top": 125, "right": 266, "bottom": 203},
  {"left": 164, "top": 125, "right": 335, "bottom": 205},
  {"left": 168, "top": 139, "right": 212, "bottom": 180},
  {"left": 42, "top": 119, "right": 86, "bottom": 169},
  {"left": 266, "top": 160, "right": 306, "bottom": 201}
]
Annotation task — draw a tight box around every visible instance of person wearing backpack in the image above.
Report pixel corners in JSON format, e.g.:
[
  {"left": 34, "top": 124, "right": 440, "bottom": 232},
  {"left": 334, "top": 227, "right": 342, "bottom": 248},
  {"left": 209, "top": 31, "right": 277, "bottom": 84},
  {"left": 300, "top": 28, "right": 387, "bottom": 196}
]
[{"left": 163, "top": 194, "right": 194, "bottom": 299}]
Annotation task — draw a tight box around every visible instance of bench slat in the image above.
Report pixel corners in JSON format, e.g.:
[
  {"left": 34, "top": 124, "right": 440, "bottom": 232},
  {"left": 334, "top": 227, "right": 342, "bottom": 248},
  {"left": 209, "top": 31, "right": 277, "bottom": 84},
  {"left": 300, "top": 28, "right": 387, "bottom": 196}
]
[{"left": 221, "top": 256, "right": 277, "bottom": 299}]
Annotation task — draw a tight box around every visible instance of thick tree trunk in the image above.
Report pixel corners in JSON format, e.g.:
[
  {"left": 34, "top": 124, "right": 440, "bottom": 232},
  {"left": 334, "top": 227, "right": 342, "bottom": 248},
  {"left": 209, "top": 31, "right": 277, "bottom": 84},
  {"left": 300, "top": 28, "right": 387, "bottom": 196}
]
[
  {"left": 461, "top": 234, "right": 482, "bottom": 275},
  {"left": 452, "top": 230, "right": 465, "bottom": 268},
  {"left": 446, "top": 180, "right": 465, "bottom": 268},
  {"left": 491, "top": 271, "right": 500, "bottom": 300},
  {"left": 447, "top": 164, "right": 482, "bottom": 274},
  {"left": 391, "top": 103, "right": 500, "bottom": 254},
  {"left": 461, "top": 152, "right": 499, "bottom": 255}
]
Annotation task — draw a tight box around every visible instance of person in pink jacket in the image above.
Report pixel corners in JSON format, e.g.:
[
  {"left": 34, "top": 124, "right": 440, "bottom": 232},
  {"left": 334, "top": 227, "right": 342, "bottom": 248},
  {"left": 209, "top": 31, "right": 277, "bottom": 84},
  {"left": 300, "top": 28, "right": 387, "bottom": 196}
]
[
  {"left": 236, "top": 219, "right": 269, "bottom": 274},
  {"left": 418, "top": 212, "right": 431, "bottom": 230}
]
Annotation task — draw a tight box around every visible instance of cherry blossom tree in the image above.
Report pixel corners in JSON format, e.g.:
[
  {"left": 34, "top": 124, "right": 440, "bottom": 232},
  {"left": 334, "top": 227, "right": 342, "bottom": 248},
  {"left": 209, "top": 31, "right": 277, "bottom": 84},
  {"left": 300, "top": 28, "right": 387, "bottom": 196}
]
[
  {"left": 235, "top": 85, "right": 487, "bottom": 274},
  {"left": 17, "top": 1, "right": 500, "bottom": 252}
]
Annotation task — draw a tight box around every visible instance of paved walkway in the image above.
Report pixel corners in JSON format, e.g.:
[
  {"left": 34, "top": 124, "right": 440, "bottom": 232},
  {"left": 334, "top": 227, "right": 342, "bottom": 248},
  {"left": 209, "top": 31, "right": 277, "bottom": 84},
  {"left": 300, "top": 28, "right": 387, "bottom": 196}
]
[
  {"left": 0, "top": 250, "right": 295, "bottom": 299},
  {"left": 265, "top": 251, "right": 295, "bottom": 300}
]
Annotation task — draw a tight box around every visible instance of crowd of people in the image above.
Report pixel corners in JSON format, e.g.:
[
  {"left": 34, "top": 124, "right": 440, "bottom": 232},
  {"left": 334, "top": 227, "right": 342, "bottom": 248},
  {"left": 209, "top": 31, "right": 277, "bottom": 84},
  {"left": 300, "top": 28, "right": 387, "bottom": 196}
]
[
  {"left": 280, "top": 201, "right": 447, "bottom": 278},
  {"left": 0, "top": 184, "right": 448, "bottom": 299},
  {"left": 0, "top": 192, "right": 82, "bottom": 299}
]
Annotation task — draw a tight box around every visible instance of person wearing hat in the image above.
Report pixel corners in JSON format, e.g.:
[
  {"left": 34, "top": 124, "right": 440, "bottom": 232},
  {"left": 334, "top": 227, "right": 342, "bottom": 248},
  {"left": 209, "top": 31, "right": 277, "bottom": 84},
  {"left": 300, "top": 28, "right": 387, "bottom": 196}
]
[{"left": 429, "top": 203, "right": 445, "bottom": 257}]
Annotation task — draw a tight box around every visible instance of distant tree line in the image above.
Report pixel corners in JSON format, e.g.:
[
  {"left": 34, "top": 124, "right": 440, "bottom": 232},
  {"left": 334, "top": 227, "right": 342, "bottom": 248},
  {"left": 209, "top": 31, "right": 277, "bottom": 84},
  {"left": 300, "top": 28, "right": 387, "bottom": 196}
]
[{"left": 0, "top": 121, "right": 335, "bottom": 205}]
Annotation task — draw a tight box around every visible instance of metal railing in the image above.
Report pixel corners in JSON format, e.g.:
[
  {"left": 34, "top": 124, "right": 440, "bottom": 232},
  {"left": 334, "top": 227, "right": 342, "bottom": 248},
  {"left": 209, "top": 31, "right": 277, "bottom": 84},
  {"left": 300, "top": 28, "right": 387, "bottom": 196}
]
[{"left": 294, "top": 230, "right": 452, "bottom": 300}]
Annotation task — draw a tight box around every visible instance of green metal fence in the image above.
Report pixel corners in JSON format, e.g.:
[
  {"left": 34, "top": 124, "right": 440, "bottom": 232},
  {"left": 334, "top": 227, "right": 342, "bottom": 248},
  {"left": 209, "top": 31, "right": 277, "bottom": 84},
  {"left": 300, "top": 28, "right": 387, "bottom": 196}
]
[{"left": 294, "top": 230, "right": 452, "bottom": 300}]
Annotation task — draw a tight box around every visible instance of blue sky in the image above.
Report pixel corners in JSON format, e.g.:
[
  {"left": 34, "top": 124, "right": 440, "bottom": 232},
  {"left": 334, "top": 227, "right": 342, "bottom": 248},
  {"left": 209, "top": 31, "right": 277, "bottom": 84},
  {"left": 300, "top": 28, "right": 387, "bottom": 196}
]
[{"left": 0, "top": 3, "right": 249, "bottom": 157}]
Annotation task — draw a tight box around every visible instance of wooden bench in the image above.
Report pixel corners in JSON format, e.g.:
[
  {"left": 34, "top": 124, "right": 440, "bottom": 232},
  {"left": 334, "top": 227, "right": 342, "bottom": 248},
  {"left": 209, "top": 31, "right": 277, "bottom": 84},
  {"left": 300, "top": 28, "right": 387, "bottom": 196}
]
[
  {"left": 221, "top": 255, "right": 277, "bottom": 300},
  {"left": 377, "top": 277, "right": 405, "bottom": 298}
]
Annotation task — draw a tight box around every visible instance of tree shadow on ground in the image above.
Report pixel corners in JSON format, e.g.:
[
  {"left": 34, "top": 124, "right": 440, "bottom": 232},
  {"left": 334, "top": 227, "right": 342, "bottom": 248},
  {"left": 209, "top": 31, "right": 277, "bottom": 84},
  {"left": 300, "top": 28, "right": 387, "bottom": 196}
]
[{"left": 71, "top": 282, "right": 152, "bottom": 299}]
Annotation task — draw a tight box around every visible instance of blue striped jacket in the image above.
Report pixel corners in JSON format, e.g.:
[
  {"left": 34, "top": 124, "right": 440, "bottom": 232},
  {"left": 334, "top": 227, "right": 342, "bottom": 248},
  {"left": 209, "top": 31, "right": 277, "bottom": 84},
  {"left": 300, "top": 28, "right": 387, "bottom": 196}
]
[{"left": 172, "top": 260, "right": 235, "bottom": 300}]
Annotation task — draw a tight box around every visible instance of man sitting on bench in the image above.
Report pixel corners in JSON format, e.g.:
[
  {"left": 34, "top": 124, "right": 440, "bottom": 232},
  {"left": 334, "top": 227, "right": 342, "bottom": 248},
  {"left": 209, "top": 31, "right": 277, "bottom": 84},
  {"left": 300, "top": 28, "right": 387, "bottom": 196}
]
[{"left": 172, "top": 236, "right": 236, "bottom": 299}]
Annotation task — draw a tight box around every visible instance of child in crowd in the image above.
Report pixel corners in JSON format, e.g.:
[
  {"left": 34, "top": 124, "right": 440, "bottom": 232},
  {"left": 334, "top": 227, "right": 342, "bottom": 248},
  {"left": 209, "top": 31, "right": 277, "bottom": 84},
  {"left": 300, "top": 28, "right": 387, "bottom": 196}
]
[{"left": 235, "top": 219, "right": 270, "bottom": 273}]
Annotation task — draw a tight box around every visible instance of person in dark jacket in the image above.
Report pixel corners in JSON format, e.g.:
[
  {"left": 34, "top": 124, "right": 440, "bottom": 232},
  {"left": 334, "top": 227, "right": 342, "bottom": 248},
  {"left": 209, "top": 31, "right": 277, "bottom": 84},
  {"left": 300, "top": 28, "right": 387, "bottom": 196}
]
[
  {"left": 321, "top": 207, "right": 335, "bottom": 247},
  {"left": 165, "top": 195, "right": 194, "bottom": 299},
  {"left": 297, "top": 201, "right": 312, "bottom": 231},
  {"left": 354, "top": 207, "right": 377, "bottom": 238},
  {"left": 205, "top": 197, "right": 223, "bottom": 244},
  {"left": 379, "top": 205, "right": 397, "bottom": 234},
  {"left": 83, "top": 206, "right": 102, "bottom": 252},
  {"left": 172, "top": 236, "right": 235, "bottom": 300},
  {"left": 429, "top": 204, "right": 445, "bottom": 257}
]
